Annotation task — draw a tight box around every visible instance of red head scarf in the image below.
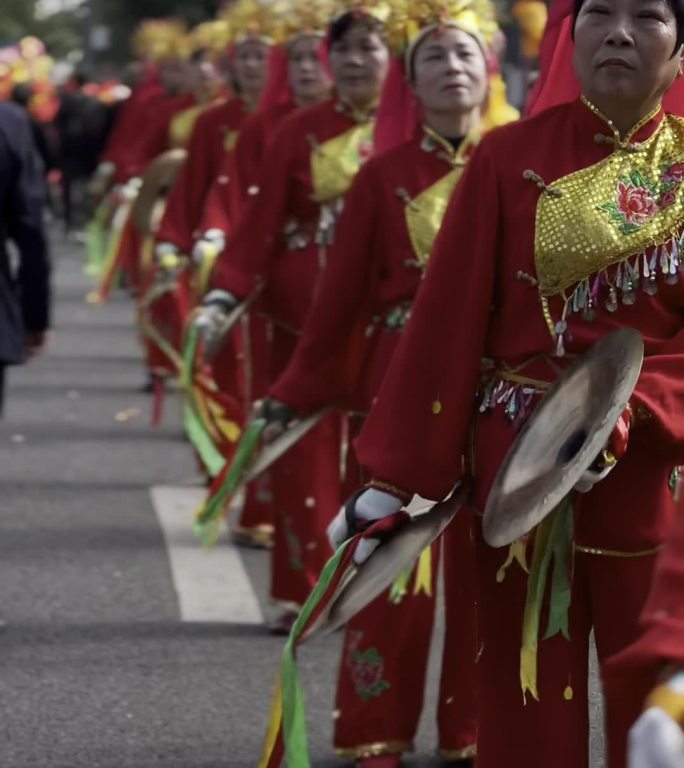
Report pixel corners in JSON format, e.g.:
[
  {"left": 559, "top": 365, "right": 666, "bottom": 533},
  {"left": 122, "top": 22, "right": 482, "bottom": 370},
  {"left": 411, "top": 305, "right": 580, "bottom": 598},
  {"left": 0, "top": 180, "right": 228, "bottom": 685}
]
[{"left": 527, "top": 0, "right": 684, "bottom": 117}]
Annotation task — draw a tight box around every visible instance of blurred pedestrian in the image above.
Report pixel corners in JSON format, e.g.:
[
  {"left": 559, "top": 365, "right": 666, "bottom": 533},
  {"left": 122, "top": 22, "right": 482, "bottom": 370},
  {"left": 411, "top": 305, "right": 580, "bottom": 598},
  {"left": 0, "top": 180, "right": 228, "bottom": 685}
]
[
  {"left": 54, "top": 72, "right": 109, "bottom": 231},
  {"left": 10, "top": 82, "right": 57, "bottom": 179},
  {"left": 0, "top": 102, "right": 51, "bottom": 414}
]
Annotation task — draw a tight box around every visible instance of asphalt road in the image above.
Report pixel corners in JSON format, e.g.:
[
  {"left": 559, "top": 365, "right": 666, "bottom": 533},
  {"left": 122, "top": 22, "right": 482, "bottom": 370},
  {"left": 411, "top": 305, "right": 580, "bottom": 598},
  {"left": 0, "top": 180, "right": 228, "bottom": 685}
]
[{"left": 0, "top": 230, "right": 605, "bottom": 768}]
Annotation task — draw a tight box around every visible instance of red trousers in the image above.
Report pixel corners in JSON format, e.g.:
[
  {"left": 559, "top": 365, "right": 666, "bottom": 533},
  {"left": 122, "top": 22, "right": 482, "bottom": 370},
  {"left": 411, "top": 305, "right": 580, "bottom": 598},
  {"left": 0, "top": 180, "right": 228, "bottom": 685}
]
[
  {"left": 268, "top": 325, "right": 343, "bottom": 606},
  {"left": 270, "top": 410, "right": 341, "bottom": 606},
  {"left": 138, "top": 266, "right": 190, "bottom": 377},
  {"left": 475, "top": 529, "right": 657, "bottom": 768},
  {"left": 333, "top": 509, "right": 478, "bottom": 759},
  {"left": 470, "top": 390, "right": 674, "bottom": 768},
  {"left": 212, "top": 317, "right": 274, "bottom": 538}
]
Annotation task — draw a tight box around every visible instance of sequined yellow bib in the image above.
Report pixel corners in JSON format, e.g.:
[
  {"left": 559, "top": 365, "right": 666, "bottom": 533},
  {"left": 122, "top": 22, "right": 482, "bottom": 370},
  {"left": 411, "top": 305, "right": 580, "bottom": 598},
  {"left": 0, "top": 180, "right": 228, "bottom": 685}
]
[
  {"left": 169, "top": 105, "right": 205, "bottom": 149},
  {"left": 310, "top": 122, "right": 374, "bottom": 203},
  {"left": 224, "top": 129, "right": 239, "bottom": 152},
  {"left": 535, "top": 114, "right": 684, "bottom": 297},
  {"left": 405, "top": 168, "right": 464, "bottom": 266}
]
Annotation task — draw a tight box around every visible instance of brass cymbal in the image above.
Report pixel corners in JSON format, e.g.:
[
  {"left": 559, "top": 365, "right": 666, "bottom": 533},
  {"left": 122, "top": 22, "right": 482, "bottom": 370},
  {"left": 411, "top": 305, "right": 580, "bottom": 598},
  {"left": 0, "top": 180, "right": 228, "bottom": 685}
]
[
  {"left": 301, "top": 484, "right": 467, "bottom": 642},
  {"left": 131, "top": 149, "right": 187, "bottom": 235},
  {"left": 483, "top": 328, "right": 644, "bottom": 548}
]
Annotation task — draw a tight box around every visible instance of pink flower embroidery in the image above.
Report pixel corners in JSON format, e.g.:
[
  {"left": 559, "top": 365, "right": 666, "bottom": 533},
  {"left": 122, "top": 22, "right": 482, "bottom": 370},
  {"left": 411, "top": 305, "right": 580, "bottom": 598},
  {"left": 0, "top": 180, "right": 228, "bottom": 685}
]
[
  {"left": 616, "top": 181, "right": 657, "bottom": 225},
  {"left": 660, "top": 186, "right": 678, "bottom": 209},
  {"left": 351, "top": 659, "right": 385, "bottom": 693},
  {"left": 663, "top": 162, "right": 684, "bottom": 184},
  {"left": 345, "top": 631, "right": 391, "bottom": 700}
]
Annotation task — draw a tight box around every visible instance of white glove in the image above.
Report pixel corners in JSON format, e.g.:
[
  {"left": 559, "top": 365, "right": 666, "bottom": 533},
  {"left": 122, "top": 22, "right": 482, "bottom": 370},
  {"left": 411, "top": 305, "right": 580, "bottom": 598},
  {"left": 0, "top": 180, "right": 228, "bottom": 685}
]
[
  {"left": 155, "top": 242, "right": 180, "bottom": 262},
  {"left": 327, "top": 488, "right": 404, "bottom": 565},
  {"left": 192, "top": 229, "right": 226, "bottom": 265},
  {"left": 193, "top": 290, "right": 238, "bottom": 355},
  {"left": 121, "top": 177, "right": 142, "bottom": 200},
  {"left": 629, "top": 708, "right": 684, "bottom": 767}
]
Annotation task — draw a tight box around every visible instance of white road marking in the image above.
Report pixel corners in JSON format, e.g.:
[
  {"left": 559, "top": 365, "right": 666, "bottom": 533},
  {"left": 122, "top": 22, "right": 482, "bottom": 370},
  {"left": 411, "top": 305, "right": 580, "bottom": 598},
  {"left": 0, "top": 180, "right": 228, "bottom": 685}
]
[{"left": 151, "top": 485, "right": 264, "bottom": 624}]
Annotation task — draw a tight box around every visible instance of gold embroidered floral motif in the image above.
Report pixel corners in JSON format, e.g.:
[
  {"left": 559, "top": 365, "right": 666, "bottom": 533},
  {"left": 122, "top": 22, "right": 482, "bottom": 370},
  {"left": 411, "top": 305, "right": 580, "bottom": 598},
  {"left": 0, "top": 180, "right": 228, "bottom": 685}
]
[
  {"left": 597, "top": 164, "right": 684, "bottom": 235},
  {"left": 534, "top": 114, "right": 684, "bottom": 297},
  {"left": 310, "top": 122, "right": 374, "bottom": 203}
]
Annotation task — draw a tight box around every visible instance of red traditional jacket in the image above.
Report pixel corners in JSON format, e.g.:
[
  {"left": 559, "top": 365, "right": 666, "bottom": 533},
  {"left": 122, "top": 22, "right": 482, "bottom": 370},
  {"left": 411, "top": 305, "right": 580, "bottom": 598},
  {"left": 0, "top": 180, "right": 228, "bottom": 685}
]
[
  {"left": 198, "top": 99, "right": 298, "bottom": 239},
  {"left": 356, "top": 98, "right": 684, "bottom": 553},
  {"left": 608, "top": 504, "right": 684, "bottom": 680},
  {"left": 120, "top": 93, "right": 196, "bottom": 181},
  {"left": 211, "top": 97, "right": 375, "bottom": 332},
  {"left": 102, "top": 79, "right": 164, "bottom": 182},
  {"left": 270, "top": 126, "right": 478, "bottom": 414},
  {"left": 154, "top": 98, "right": 248, "bottom": 253}
]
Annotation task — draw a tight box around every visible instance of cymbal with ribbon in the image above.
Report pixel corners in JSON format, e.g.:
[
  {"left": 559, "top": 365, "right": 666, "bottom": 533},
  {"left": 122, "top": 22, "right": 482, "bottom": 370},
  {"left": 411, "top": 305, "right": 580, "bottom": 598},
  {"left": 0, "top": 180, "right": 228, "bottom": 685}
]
[
  {"left": 131, "top": 148, "right": 187, "bottom": 235},
  {"left": 482, "top": 328, "right": 644, "bottom": 548},
  {"left": 301, "top": 482, "right": 468, "bottom": 642},
  {"left": 242, "top": 410, "right": 328, "bottom": 484}
]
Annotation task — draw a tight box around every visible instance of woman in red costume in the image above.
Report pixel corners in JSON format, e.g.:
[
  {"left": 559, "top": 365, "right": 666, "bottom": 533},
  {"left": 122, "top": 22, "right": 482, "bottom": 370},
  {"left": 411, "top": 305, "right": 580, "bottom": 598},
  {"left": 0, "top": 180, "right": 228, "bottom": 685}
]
[
  {"left": 197, "top": 0, "right": 392, "bottom": 633},
  {"left": 142, "top": 13, "right": 272, "bottom": 393},
  {"left": 135, "top": 6, "right": 270, "bottom": 391},
  {"left": 187, "top": 5, "right": 334, "bottom": 548},
  {"left": 258, "top": 0, "right": 516, "bottom": 763},
  {"left": 153, "top": 19, "right": 270, "bottom": 263},
  {"left": 131, "top": 42, "right": 231, "bottom": 402},
  {"left": 327, "top": 0, "right": 684, "bottom": 766},
  {"left": 194, "top": 10, "right": 334, "bottom": 254}
]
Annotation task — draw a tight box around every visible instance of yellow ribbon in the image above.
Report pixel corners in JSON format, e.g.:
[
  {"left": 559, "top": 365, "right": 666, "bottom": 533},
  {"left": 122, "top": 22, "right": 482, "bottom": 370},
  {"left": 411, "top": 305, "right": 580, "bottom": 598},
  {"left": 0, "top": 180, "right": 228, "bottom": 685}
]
[
  {"left": 520, "top": 515, "right": 554, "bottom": 702},
  {"left": 194, "top": 241, "right": 219, "bottom": 298},
  {"left": 258, "top": 671, "right": 283, "bottom": 768},
  {"left": 496, "top": 539, "right": 530, "bottom": 583},
  {"left": 413, "top": 547, "right": 432, "bottom": 597}
]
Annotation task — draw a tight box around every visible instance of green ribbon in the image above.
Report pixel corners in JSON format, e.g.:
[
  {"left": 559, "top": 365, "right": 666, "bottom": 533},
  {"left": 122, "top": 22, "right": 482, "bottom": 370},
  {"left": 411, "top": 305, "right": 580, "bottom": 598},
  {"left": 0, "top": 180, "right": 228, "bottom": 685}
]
[
  {"left": 520, "top": 495, "right": 574, "bottom": 701},
  {"left": 85, "top": 206, "right": 108, "bottom": 276},
  {"left": 181, "top": 324, "right": 226, "bottom": 478},
  {"left": 388, "top": 566, "right": 412, "bottom": 604},
  {"left": 281, "top": 540, "right": 353, "bottom": 767},
  {"left": 544, "top": 498, "right": 574, "bottom": 641},
  {"left": 193, "top": 418, "right": 266, "bottom": 546}
]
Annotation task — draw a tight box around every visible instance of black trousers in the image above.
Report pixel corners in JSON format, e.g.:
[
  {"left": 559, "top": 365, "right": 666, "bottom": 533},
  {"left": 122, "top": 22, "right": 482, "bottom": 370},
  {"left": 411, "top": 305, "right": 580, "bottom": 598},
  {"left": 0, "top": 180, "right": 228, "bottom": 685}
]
[{"left": 0, "top": 365, "right": 6, "bottom": 417}]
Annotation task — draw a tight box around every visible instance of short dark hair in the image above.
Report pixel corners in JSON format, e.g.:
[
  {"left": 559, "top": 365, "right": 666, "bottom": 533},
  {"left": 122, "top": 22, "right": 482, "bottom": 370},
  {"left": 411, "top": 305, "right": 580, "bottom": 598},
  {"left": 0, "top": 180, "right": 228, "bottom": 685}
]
[
  {"left": 11, "top": 83, "right": 32, "bottom": 107},
  {"left": 572, "top": 0, "right": 684, "bottom": 52},
  {"left": 327, "top": 10, "right": 386, "bottom": 47}
]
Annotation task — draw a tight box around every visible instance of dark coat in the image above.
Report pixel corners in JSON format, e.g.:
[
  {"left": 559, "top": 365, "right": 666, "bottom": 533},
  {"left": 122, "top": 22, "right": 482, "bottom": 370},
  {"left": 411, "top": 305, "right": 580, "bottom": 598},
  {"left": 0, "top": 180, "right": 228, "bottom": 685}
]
[{"left": 0, "top": 102, "right": 51, "bottom": 365}]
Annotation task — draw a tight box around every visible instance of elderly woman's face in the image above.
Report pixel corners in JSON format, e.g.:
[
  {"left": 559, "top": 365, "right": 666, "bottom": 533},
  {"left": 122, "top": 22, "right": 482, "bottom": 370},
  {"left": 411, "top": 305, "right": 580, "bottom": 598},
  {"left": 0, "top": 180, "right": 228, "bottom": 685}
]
[{"left": 573, "top": 0, "right": 683, "bottom": 110}]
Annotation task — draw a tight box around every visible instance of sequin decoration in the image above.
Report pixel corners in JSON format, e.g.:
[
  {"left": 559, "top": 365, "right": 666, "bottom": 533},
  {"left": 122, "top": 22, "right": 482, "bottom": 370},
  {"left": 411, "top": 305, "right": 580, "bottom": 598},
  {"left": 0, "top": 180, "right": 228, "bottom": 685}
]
[
  {"left": 310, "top": 121, "right": 375, "bottom": 204},
  {"left": 533, "top": 113, "right": 684, "bottom": 351},
  {"left": 479, "top": 376, "right": 545, "bottom": 425},
  {"left": 403, "top": 126, "right": 476, "bottom": 265}
]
